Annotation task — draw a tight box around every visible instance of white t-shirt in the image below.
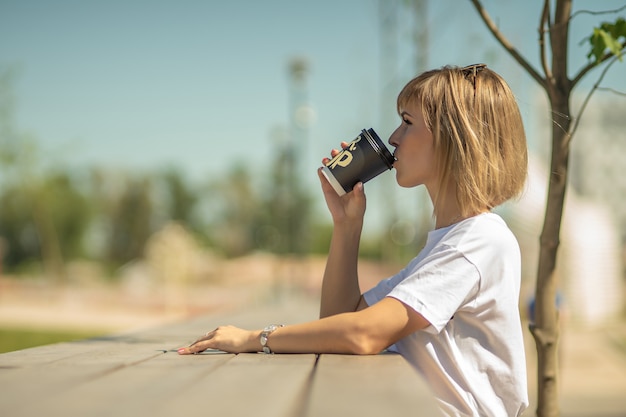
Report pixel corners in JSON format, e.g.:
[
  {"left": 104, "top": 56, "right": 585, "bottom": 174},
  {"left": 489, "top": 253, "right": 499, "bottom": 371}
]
[{"left": 364, "top": 213, "right": 528, "bottom": 417}]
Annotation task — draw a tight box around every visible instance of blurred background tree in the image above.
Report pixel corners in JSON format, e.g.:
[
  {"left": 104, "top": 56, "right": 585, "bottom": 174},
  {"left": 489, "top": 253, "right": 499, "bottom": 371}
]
[
  {"left": 104, "top": 175, "right": 154, "bottom": 267},
  {"left": 159, "top": 168, "right": 202, "bottom": 233},
  {"left": 0, "top": 69, "right": 92, "bottom": 281},
  {"left": 205, "top": 163, "right": 263, "bottom": 257}
]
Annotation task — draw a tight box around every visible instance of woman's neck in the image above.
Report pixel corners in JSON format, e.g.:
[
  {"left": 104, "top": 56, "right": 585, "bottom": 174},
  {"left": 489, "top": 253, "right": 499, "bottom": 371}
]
[
  {"left": 427, "top": 183, "right": 464, "bottom": 229},
  {"left": 434, "top": 211, "right": 464, "bottom": 229},
  {"left": 434, "top": 207, "right": 490, "bottom": 229}
]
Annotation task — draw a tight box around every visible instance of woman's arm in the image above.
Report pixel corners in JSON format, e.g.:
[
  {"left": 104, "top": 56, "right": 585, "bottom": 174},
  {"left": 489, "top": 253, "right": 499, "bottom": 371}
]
[
  {"left": 178, "top": 297, "right": 430, "bottom": 355},
  {"left": 317, "top": 167, "right": 368, "bottom": 318},
  {"left": 319, "top": 217, "right": 364, "bottom": 318}
]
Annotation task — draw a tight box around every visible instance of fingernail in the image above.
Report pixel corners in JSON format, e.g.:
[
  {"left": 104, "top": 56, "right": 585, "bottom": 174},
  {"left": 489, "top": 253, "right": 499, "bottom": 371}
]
[{"left": 177, "top": 348, "right": 186, "bottom": 354}]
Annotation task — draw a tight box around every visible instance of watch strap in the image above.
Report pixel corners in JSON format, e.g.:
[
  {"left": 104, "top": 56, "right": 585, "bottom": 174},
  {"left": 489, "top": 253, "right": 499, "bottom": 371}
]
[{"left": 260, "top": 324, "right": 284, "bottom": 354}]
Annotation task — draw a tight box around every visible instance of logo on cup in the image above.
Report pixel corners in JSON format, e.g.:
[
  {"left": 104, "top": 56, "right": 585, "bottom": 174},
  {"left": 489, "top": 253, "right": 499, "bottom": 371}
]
[
  {"left": 321, "top": 129, "right": 395, "bottom": 196},
  {"left": 326, "top": 136, "right": 362, "bottom": 169}
]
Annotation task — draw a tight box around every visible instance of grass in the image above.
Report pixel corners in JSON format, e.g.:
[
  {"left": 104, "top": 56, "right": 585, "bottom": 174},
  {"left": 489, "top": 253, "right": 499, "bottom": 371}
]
[{"left": 0, "top": 327, "right": 107, "bottom": 354}]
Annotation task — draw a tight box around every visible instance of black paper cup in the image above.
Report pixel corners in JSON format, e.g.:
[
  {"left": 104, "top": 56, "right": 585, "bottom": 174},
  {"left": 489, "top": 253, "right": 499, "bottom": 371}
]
[{"left": 321, "top": 128, "right": 395, "bottom": 196}]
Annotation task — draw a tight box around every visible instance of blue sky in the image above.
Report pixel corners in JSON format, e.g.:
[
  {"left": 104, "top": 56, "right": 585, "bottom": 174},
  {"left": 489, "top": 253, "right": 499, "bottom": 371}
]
[{"left": 1, "top": 0, "right": 623, "bottom": 190}]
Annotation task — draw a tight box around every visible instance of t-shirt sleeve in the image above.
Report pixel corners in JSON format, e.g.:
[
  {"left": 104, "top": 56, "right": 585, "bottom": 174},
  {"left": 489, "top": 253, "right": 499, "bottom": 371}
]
[
  {"left": 387, "top": 245, "right": 480, "bottom": 334},
  {"left": 363, "top": 277, "right": 395, "bottom": 307},
  {"left": 363, "top": 262, "right": 412, "bottom": 307}
]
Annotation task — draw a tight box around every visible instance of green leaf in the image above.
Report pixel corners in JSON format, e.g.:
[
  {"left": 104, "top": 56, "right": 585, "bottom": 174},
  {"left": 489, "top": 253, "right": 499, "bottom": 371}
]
[
  {"left": 603, "top": 17, "right": 626, "bottom": 39},
  {"left": 600, "top": 29, "right": 623, "bottom": 55},
  {"left": 587, "top": 17, "right": 626, "bottom": 63}
]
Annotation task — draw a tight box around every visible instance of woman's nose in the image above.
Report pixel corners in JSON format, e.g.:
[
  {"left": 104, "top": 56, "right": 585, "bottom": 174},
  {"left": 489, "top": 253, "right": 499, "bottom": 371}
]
[{"left": 388, "top": 128, "right": 400, "bottom": 148}]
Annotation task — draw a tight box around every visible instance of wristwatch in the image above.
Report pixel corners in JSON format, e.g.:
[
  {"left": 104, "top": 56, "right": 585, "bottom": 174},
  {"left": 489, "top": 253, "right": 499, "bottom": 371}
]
[{"left": 260, "top": 324, "right": 284, "bottom": 354}]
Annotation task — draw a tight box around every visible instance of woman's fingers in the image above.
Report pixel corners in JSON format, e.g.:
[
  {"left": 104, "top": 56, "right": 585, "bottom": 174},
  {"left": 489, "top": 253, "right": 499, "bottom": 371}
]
[
  {"left": 321, "top": 142, "right": 350, "bottom": 165},
  {"left": 318, "top": 167, "right": 338, "bottom": 197},
  {"left": 322, "top": 149, "right": 339, "bottom": 165},
  {"left": 178, "top": 325, "right": 257, "bottom": 354},
  {"left": 178, "top": 343, "right": 207, "bottom": 355},
  {"left": 178, "top": 329, "right": 217, "bottom": 354}
]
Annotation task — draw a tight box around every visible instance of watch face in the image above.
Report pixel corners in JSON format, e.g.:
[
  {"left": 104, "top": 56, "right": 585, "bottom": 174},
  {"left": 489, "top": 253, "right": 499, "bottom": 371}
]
[{"left": 260, "top": 335, "right": 268, "bottom": 345}]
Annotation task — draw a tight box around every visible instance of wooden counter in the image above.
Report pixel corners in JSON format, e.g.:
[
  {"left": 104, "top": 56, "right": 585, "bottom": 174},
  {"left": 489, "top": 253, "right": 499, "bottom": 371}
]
[{"left": 0, "top": 298, "right": 441, "bottom": 417}]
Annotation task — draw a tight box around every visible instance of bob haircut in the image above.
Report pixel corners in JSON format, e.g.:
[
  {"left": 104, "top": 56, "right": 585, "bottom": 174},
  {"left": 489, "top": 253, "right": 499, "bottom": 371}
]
[{"left": 397, "top": 64, "right": 528, "bottom": 217}]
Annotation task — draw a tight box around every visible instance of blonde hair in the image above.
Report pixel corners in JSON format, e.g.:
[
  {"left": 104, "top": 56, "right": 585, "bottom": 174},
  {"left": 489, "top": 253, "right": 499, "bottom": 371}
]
[{"left": 397, "top": 65, "right": 528, "bottom": 217}]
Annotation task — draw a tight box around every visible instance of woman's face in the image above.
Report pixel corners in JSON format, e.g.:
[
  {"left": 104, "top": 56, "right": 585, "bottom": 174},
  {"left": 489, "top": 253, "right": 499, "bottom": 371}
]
[{"left": 388, "top": 101, "right": 437, "bottom": 191}]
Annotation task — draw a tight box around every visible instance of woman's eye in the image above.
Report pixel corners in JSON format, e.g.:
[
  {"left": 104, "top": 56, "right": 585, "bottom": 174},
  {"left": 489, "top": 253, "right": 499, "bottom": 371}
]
[{"left": 402, "top": 117, "right": 412, "bottom": 125}]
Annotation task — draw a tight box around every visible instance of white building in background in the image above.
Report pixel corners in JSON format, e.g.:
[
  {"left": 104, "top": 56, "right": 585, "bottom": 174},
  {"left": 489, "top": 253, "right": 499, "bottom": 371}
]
[
  {"left": 569, "top": 95, "right": 626, "bottom": 244},
  {"left": 500, "top": 92, "right": 625, "bottom": 326},
  {"left": 566, "top": 94, "right": 625, "bottom": 324},
  {"left": 560, "top": 198, "right": 622, "bottom": 324}
]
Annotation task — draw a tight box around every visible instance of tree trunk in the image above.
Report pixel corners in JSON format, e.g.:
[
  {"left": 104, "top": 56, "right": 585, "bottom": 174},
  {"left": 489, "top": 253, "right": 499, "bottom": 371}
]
[
  {"left": 31, "top": 188, "right": 66, "bottom": 283},
  {"left": 530, "top": 2, "right": 572, "bottom": 416},
  {"left": 531, "top": 95, "right": 570, "bottom": 417}
]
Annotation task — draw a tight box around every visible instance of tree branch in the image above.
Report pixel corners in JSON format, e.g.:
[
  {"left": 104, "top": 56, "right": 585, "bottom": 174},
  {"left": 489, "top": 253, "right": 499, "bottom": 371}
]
[
  {"left": 539, "top": 0, "right": 552, "bottom": 81},
  {"left": 468, "top": 0, "right": 546, "bottom": 88},
  {"left": 568, "top": 54, "right": 620, "bottom": 146},
  {"left": 570, "top": 4, "right": 626, "bottom": 21},
  {"left": 571, "top": 45, "right": 625, "bottom": 87},
  {"left": 597, "top": 86, "right": 626, "bottom": 96}
]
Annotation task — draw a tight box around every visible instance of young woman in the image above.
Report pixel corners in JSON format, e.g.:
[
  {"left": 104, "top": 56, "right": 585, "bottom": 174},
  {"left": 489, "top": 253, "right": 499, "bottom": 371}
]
[{"left": 178, "top": 64, "right": 529, "bottom": 417}]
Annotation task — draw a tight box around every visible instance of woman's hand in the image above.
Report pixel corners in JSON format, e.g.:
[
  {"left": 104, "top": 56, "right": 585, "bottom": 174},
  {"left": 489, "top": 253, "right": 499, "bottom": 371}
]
[
  {"left": 319, "top": 143, "right": 366, "bottom": 226},
  {"left": 177, "top": 325, "right": 259, "bottom": 355}
]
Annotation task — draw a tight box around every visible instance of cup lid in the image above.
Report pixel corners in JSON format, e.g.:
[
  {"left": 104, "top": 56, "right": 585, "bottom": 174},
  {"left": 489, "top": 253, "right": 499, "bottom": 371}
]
[{"left": 362, "top": 129, "right": 394, "bottom": 169}]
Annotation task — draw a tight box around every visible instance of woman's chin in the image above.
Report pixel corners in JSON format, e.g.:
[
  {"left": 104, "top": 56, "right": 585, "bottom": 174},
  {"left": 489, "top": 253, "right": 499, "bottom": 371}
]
[
  {"left": 395, "top": 174, "right": 421, "bottom": 189},
  {"left": 396, "top": 179, "right": 413, "bottom": 189}
]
